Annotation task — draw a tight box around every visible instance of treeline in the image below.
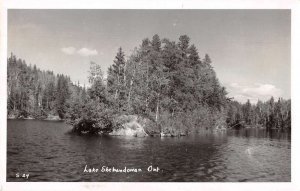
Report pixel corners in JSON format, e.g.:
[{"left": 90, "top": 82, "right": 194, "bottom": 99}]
[
  {"left": 67, "top": 34, "right": 228, "bottom": 135},
  {"left": 7, "top": 53, "right": 86, "bottom": 119},
  {"left": 7, "top": 34, "right": 291, "bottom": 135},
  {"left": 226, "top": 98, "right": 291, "bottom": 131}
]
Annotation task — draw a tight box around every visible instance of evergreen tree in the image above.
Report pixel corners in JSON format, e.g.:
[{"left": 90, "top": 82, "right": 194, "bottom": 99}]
[
  {"left": 107, "top": 47, "right": 127, "bottom": 111},
  {"left": 55, "top": 75, "right": 70, "bottom": 119},
  {"left": 88, "top": 62, "right": 106, "bottom": 103},
  {"left": 7, "top": 34, "right": 291, "bottom": 134}
]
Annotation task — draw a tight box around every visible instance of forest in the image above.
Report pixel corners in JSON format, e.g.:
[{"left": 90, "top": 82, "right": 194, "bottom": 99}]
[{"left": 7, "top": 34, "right": 291, "bottom": 135}]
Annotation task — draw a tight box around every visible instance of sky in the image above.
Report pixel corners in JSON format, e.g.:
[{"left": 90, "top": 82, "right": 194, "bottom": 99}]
[{"left": 8, "top": 9, "right": 291, "bottom": 103}]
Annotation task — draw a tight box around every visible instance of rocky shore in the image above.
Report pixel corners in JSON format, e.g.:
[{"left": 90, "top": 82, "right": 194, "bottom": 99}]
[
  {"left": 110, "top": 115, "right": 191, "bottom": 137},
  {"left": 110, "top": 115, "right": 157, "bottom": 137}
]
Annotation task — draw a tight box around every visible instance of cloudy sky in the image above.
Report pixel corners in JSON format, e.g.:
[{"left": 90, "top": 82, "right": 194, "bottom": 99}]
[{"left": 8, "top": 9, "right": 290, "bottom": 103}]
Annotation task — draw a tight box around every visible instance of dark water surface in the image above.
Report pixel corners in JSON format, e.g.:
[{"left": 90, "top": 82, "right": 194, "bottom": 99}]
[{"left": 7, "top": 119, "right": 291, "bottom": 182}]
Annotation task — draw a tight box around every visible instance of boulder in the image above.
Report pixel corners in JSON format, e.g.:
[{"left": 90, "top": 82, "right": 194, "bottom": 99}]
[
  {"left": 160, "top": 132, "right": 172, "bottom": 137},
  {"left": 138, "top": 117, "right": 160, "bottom": 136},
  {"left": 44, "top": 114, "right": 61, "bottom": 121},
  {"left": 110, "top": 115, "right": 148, "bottom": 137}
]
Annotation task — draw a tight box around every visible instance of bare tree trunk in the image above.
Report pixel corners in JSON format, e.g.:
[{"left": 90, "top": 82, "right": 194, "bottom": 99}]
[
  {"left": 115, "top": 65, "right": 120, "bottom": 100},
  {"left": 8, "top": 80, "right": 12, "bottom": 97},
  {"left": 146, "top": 61, "right": 149, "bottom": 109},
  {"left": 11, "top": 72, "right": 20, "bottom": 112},
  {"left": 124, "top": 61, "right": 127, "bottom": 85},
  {"left": 155, "top": 92, "right": 160, "bottom": 122},
  {"left": 19, "top": 93, "right": 22, "bottom": 111},
  {"left": 46, "top": 98, "right": 49, "bottom": 110},
  {"left": 13, "top": 100, "right": 16, "bottom": 112},
  {"left": 114, "top": 89, "right": 118, "bottom": 99},
  {"left": 127, "top": 65, "right": 136, "bottom": 110}
]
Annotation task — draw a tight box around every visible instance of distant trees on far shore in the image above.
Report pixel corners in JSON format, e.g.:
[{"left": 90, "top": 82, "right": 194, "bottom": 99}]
[
  {"left": 7, "top": 53, "right": 86, "bottom": 120},
  {"left": 226, "top": 98, "right": 291, "bottom": 131}
]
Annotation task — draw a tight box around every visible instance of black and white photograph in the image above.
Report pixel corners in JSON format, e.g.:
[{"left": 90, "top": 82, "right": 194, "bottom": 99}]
[{"left": 1, "top": 0, "right": 300, "bottom": 189}]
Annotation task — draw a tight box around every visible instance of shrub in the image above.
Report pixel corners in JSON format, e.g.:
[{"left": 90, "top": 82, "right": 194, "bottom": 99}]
[{"left": 66, "top": 100, "right": 115, "bottom": 135}]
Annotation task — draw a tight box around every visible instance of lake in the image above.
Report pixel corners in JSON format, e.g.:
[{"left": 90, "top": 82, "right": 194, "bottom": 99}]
[{"left": 7, "top": 119, "right": 291, "bottom": 182}]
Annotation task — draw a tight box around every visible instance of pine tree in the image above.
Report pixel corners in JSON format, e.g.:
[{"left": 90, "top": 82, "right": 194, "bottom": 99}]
[
  {"left": 55, "top": 75, "right": 70, "bottom": 119},
  {"left": 107, "top": 47, "right": 127, "bottom": 111}
]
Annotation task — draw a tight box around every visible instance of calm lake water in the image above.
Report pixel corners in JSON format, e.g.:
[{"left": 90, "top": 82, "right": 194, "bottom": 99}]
[{"left": 7, "top": 119, "right": 291, "bottom": 182}]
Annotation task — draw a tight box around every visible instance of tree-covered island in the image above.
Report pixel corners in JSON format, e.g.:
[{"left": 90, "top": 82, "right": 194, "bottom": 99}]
[{"left": 7, "top": 35, "right": 291, "bottom": 136}]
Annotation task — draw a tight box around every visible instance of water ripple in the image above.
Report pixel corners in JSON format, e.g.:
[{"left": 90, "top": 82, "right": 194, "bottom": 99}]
[{"left": 7, "top": 120, "right": 291, "bottom": 182}]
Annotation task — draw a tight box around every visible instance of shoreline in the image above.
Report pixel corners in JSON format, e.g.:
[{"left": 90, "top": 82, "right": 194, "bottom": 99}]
[
  {"left": 7, "top": 116, "right": 63, "bottom": 121},
  {"left": 8, "top": 115, "right": 288, "bottom": 136}
]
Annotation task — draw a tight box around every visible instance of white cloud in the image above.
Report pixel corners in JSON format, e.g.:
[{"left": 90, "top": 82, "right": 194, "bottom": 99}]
[
  {"left": 172, "top": 19, "right": 178, "bottom": 27},
  {"left": 77, "top": 48, "right": 98, "bottom": 57},
  {"left": 61, "top": 47, "right": 98, "bottom": 57},
  {"left": 61, "top": 47, "right": 76, "bottom": 55},
  {"left": 228, "top": 83, "right": 282, "bottom": 103}
]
